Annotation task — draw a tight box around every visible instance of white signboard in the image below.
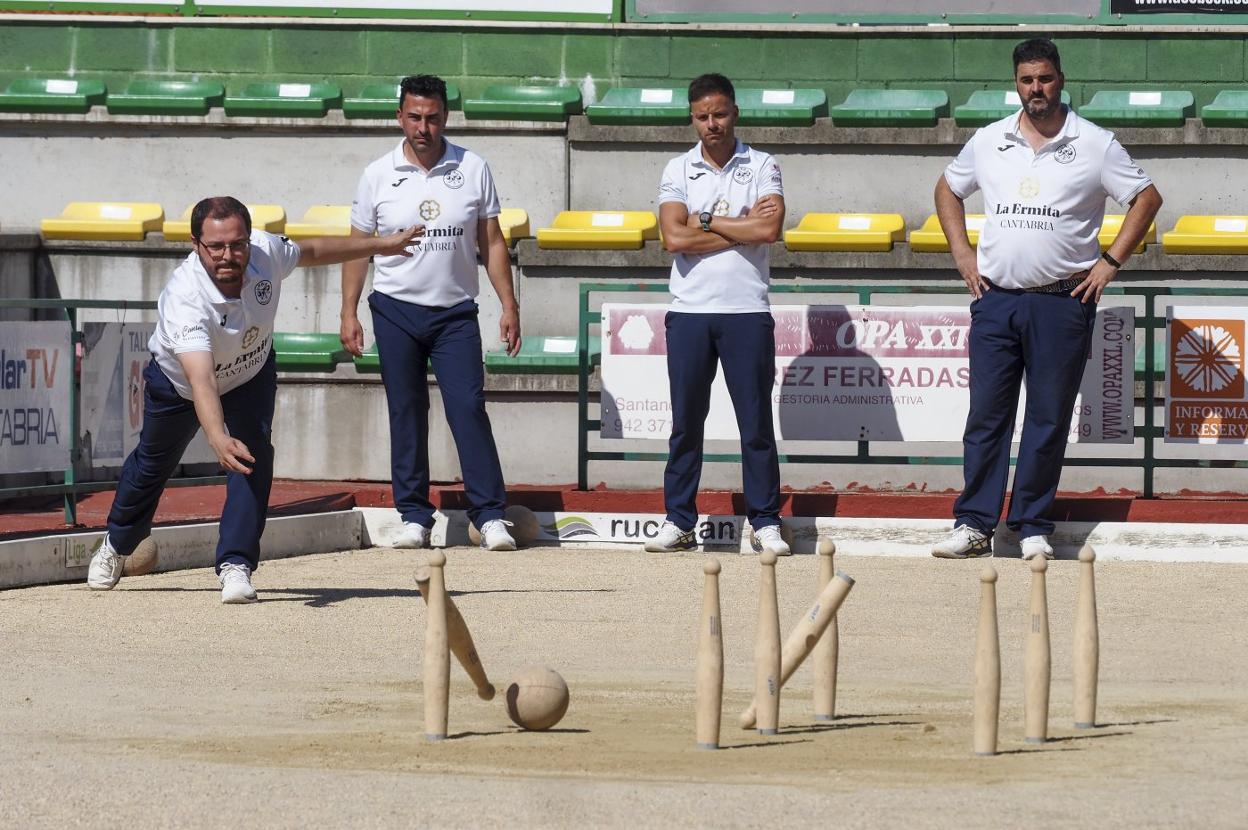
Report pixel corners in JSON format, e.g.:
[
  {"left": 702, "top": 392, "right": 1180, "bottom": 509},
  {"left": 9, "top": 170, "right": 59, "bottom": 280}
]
[
  {"left": 1166, "top": 306, "right": 1248, "bottom": 443},
  {"left": 81, "top": 323, "right": 215, "bottom": 467},
  {"left": 0, "top": 322, "right": 72, "bottom": 473},
  {"left": 600, "top": 304, "right": 1134, "bottom": 444}
]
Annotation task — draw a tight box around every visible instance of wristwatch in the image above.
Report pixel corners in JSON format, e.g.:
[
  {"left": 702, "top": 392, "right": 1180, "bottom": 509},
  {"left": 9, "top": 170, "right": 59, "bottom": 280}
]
[{"left": 699, "top": 211, "right": 713, "bottom": 232}]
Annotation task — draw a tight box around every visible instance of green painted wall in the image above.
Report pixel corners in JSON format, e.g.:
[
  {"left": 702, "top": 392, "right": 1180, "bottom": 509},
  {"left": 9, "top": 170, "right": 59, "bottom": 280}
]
[{"left": 0, "top": 22, "right": 1242, "bottom": 109}]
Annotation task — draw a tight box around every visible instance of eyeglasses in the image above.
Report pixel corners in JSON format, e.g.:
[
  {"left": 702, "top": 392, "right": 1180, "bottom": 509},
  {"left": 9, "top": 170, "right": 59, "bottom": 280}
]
[{"left": 197, "top": 239, "right": 250, "bottom": 258}]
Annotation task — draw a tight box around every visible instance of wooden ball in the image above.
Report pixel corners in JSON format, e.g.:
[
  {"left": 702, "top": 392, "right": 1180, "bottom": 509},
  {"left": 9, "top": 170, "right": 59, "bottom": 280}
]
[
  {"left": 504, "top": 505, "right": 540, "bottom": 546},
  {"left": 123, "top": 536, "right": 158, "bottom": 576},
  {"left": 505, "top": 665, "right": 569, "bottom": 731},
  {"left": 467, "top": 522, "right": 482, "bottom": 546}
]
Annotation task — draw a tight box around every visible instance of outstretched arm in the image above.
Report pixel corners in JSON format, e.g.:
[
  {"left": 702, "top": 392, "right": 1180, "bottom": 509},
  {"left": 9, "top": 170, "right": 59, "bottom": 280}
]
[{"left": 298, "top": 225, "right": 424, "bottom": 268}]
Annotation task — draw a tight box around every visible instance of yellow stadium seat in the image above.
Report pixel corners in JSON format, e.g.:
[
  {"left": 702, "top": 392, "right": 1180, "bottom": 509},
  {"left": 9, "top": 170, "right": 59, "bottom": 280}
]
[
  {"left": 284, "top": 205, "right": 351, "bottom": 239},
  {"left": 1162, "top": 215, "right": 1248, "bottom": 255},
  {"left": 537, "top": 210, "right": 659, "bottom": 250},
  {"left": 498, "top": 208, "right": 530, "bottom": 245},
  {"left": 1099, "top": 215, "right": 1156, "bottom": 253},
  {"left": 163, "top": 204, "right": 286, "bottom": 241},
  {"left": 40, "top": 202, "right": 164, "bottom": 241},
  {"left": 784, "top": 212, "right": 906, "bottom": 252},
  {"left": 908, "top": 214, "right": 986, "bottom": 252}
]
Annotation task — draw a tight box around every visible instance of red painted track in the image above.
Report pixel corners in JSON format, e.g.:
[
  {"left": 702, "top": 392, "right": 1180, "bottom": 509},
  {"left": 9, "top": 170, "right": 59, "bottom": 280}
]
[{"left": 3, "top": 481, "right": 1247, "bottom": 541}]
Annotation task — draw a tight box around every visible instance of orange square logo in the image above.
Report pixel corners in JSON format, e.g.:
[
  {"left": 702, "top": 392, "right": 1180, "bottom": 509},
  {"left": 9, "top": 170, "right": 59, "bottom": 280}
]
[{"left": 1170, "top": 319, "right": 1245, "bottom": 400}]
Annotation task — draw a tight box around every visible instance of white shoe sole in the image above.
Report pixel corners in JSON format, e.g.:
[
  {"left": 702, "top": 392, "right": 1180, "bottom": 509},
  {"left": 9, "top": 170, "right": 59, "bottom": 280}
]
[{"left": 222, "top": 592, "right": 258, "bottom": 604}]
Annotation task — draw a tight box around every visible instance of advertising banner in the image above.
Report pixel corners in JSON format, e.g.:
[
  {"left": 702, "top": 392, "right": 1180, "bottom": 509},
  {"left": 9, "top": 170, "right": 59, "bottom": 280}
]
[
  {"left": 0, "top": 322, "right": 72, "bottom": 474},
  {"left": 81, "top": 323, "right": 215, "bottom": 467},
  {"left": 1110, "top": 0, "right": 1248, "bottom": 12},
  {"left": 1166, "top": 306, "right": 1248, "bottom": 442},
  {"left": 601, "top": 304, "right": 1134, "bottom": 444}
]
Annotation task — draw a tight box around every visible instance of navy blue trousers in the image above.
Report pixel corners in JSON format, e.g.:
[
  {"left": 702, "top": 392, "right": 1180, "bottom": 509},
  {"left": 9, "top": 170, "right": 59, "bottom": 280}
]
[
  {"left": 107, "top": 352, "right": 276, "bottom": 573},
  {"left": 663, "top": 311, "right": 781, "bottom": 532},
  {"left": 369, "top": 292, "right": 506, "bottom": 529},
  {"left": 955, "top": 286, "right": 1096, "bottom": 538}
]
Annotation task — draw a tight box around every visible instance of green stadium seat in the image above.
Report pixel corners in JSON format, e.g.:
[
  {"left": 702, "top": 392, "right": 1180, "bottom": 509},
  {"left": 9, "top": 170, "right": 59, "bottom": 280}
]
[
  {"left": 353, "top": 344, "right": 382, "bottom": 374},
  {"left": 584, "top": 87, "right": 688, "bottom": 125},
  {"left": 0, "top": 78, "right": 106, "bottom": 114},
  {"left": 462, "top": 85, "right": 582, "bottom": 122},
  {"left": 485, "top": 336, "right": 601, "bottom": 374},
  {"left": 343, "top": 81, "right": 462, "bottom": 119},
  {"left": 830, "top": 89, "right": 949, "bottom": 127},
  {"left": 954, "top": 89, "right": 1072, "bottom": 127},
  {"left": 273, "top": 333, "right": 351, "bottom": 372},
  {"left": 1134, "top": 338, "right": 1165, "bottom": 377},
  {"left": 223, "top": 82, "right": 342, "bottom": 118},
  {"left": 1078, "top": 90, "right": 1193, "bottom": 127},
  {"left": 1200, "top": 90, "right": 1248, "bottom": 128},
  {"left": 106, "top": 80, "right": 224, "bottom": 116},
  {"left": 737, "top": 88, "right": 828, "bottom": 126}
]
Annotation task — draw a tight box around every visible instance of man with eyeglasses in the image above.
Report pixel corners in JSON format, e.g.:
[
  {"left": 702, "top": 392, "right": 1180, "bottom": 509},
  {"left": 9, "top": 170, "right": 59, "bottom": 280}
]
[{"left": 87, "top": 196, "right": 422, "bottom": 603}]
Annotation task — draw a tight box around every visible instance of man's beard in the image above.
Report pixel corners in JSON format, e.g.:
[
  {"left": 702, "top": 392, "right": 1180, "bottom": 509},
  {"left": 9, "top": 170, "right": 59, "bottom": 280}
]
[{"left": 1026, "top": 96, "right": 1058, "bottom": 119}]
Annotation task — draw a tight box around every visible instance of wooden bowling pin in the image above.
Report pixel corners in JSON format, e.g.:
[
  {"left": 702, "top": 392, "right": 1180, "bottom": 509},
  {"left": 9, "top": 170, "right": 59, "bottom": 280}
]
[
  {"left": 423, "top": 551, "right": 450, "bottom": 742},
  {"left": 974, "top": 566, "right": 1001, "bottom": 756},
  {"left": 695, "top": 558, "right": 724, "bottom": 750},
  {"left": 1024, "top": 557, "right": 1051, "bottom": 744},
  {"left": 755, "top": 550, "right": 782, "bottom": 736},
  {"left": 415, "top": 565, "right": 495, "bottom": 701},
  {"left": 739, "top": 568, "right": 855, "bottom": 729},
  {"left": 1073, "top": 545, "right": 1099, "bottom": 729},
  {"left": 813, "top": 537, "right": 839, "bottom": 722}
]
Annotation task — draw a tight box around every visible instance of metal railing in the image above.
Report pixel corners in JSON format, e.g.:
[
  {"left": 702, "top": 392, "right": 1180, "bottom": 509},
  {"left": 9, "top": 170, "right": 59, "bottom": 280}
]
[
  {"left": 0, "top": 299, "right": 223, "bottom": 525},
  {"left": 577, "top": 282, "right": 1248, "bottom": 496}
]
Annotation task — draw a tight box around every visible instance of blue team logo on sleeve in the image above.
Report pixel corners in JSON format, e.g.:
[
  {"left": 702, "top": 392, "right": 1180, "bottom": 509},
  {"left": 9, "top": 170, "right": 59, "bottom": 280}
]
[{"left": 255, "top": 280, "right": 273, "bottom": 305}]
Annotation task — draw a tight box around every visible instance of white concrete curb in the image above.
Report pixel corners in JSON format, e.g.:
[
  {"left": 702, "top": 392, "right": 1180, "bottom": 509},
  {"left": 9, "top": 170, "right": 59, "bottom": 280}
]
[{"left": 4, "top": 506, "right": 1244, "bottom": 591}]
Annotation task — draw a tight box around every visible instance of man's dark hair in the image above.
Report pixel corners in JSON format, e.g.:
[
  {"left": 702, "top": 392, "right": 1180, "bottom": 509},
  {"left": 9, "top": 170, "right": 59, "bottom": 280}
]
[
  {"left": 1013, "top": 38, "right": 1062, "bottom": 74},
  {"left": 399, "top": 74, "right": 449, "bottom": 110},
  {"left": 190, "top": 196, "right": 251, "bottom": 239},
  {"left": 688, "top": 73, "right": 735, "bottom": 104}
]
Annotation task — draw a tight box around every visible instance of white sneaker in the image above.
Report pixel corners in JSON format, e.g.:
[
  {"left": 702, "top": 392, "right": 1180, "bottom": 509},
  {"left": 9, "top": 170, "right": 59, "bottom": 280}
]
[
  {"left": 87, "top": 536, "right": 127, "bottom": 590},
  {"left": 1021, "top": 535, "right": 1053, "bottom": 561},
  {"left": 479, "top": 519, "right": 517, "bottom": 552},
  {"left": 931, "top": 524, "right": 993, "bottom": 559},
  {"left": 644, "top": 520, "right": 697, "bottom": 553},
  {"left": 392, "top": 521, "right": 430, "bottom": 549},
  {"left": 219, "top": 563, "right": 258, "bottom": 604},
  {"left": 751, "top": 524, "right": 791, "bottom": 556}
]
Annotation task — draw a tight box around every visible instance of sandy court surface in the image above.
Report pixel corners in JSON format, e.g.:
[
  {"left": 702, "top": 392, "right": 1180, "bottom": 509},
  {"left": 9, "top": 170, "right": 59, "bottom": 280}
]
[{"left": 2, "top": 545, "right": 1246, "bottom": 829}]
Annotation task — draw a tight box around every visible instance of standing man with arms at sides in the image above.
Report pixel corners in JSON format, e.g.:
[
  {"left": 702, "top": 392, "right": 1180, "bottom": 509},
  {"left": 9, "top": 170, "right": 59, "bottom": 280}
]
[
  {"left": 88, "top": 197, "right": 423, "bottom": 602},
  {"left": 645, "top": 73, "right": 789, "bottom": 556},
  {"left": 931, "top": 38, "right": 1162, "bottom": 560},
  {"left": 341, "top": 74, "right": 522, "bottom": 552}
]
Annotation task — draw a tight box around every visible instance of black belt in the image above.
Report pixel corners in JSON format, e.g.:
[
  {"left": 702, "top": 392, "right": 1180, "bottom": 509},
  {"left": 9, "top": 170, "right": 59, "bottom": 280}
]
[{"left": 1023, "top": 273, "right": 1087, "bottom": 294}]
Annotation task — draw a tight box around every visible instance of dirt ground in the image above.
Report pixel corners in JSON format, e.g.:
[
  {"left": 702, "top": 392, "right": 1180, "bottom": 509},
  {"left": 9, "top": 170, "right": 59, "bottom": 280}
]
[{"left": 2, "top": 545, "right": 1245, "bottom": 829}]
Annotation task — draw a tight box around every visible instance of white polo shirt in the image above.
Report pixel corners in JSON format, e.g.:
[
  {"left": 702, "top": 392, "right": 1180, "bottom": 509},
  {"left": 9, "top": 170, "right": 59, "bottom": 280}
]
[
  {"left": 150, "top": 230, "right": 300, "bottom": 399},
  {"left": 351, "top": 139, "right": 500, "bottom": 308},
  {"left": 944, "top": 107, "right": 1152, "bottom": 289},
  {"left": 658, "top": 139, "right": 783, "bottom": 313}
]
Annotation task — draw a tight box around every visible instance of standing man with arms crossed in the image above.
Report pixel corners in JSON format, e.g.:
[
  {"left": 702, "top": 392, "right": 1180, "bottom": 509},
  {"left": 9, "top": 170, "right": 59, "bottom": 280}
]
[
  {"left": 931, "top": 38, "right": 1162, "bottom": 560},
  {"left": 645, "top": 73, "right": 789, "bottom": 556},
  {"left": 341, "top": 74, "right": 521, "bottom": 552},
  {"left": 88, "top": 197, "right": 422, "bottom": 602}
]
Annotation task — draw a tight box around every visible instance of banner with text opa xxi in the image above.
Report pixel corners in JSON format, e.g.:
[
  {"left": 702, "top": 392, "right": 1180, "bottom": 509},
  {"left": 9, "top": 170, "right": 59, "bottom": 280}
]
[
  {"left": 0, "top": 322, "right": 72, "bottom": 473},
  {"left": 600, "top": 304, "right": 1134, "bottom": 443},
  {"left": 1166, "top": 306, "right": 1248, "bottom": 443}
]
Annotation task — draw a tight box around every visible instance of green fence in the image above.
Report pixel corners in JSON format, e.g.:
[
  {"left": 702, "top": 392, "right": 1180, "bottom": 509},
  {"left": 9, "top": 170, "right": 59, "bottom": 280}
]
[
  {"left": 577, "top": 282, "right": 1248, "bottom": 496},
  {"left": 0, "top": 299, "right": 224, "bottom": 525}
]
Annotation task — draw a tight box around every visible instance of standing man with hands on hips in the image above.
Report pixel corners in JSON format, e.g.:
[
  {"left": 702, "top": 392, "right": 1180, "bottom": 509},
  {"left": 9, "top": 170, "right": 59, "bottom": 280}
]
[
  {"left": 645, "top": 73, "right": 789, "bottom": 556},
  {"left": 931, "top": 38, "right": 1162, "bottom": 561},
  {"left": 341, "top": 74, "right": 522, "bottom": 552},
  {"left": 88, "top": 196, "right": 424, "bottom": 603}
]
